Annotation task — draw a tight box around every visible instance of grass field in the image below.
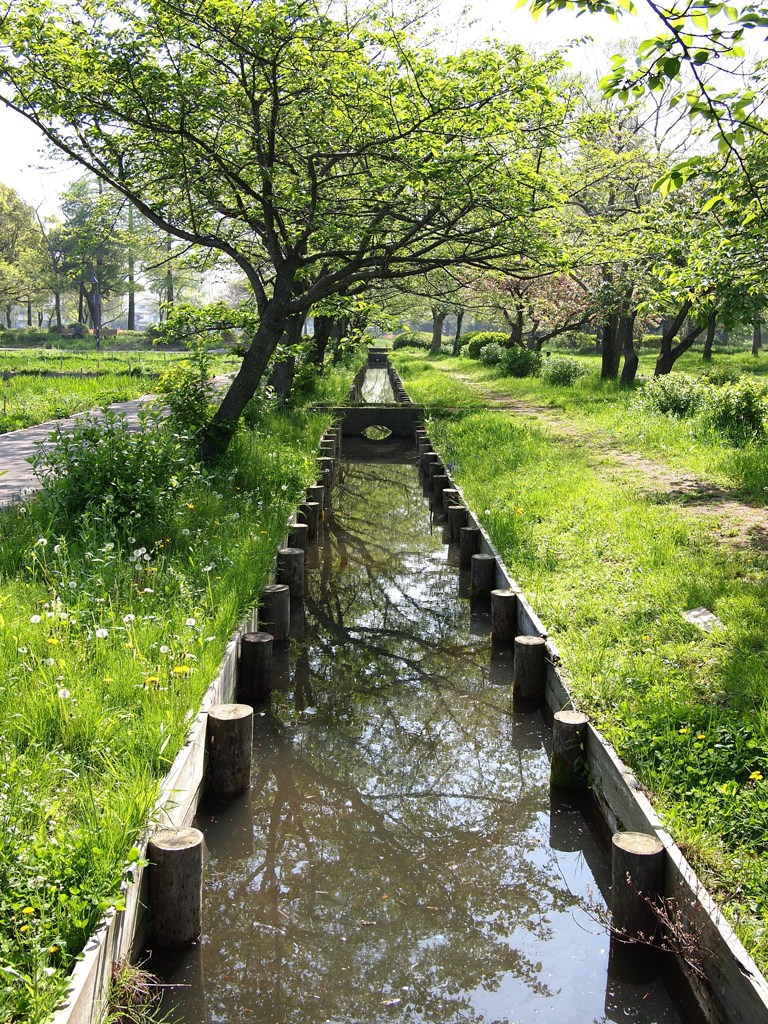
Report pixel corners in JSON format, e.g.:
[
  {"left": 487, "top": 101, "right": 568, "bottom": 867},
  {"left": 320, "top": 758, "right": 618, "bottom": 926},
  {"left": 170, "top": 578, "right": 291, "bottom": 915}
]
[
  {"left": 0, "top": 348, "right": 243, "bottom": 433},
  {"left": 393, "top": 347, "right": 768, "bottom": 973}
]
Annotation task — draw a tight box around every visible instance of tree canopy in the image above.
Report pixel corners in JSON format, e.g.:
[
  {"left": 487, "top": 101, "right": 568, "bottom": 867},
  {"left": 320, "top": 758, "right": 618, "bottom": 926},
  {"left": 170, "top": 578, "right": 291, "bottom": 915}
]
[{"left": 0, "top": 0, "right": 569, "bottom": 453}]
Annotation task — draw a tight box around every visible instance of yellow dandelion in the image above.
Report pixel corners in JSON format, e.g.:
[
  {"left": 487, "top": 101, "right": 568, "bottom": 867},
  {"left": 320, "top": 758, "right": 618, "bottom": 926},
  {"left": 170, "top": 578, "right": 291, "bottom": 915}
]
[
  {"left": 749, "top": 770, "right": 764, "bottom": 781},
  {"left": 47, "top": 637, "right": 59, "bottom": 645},
  {"left": 678, "top": 727, "right": 689, "bottom": 735},
  {"left": 172, "top": 665, "right": 191, "bottom": 676},
  {"left": 22, "top": 907, "right": 35, "bottom": 916}
]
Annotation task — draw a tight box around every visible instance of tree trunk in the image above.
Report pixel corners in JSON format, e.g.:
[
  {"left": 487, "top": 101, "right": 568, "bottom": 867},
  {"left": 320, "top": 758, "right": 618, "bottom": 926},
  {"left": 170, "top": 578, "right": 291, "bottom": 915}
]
[
  {"left": 309, "top": 314, "right": 333, "bottom": 366},
  {"left": 54, "top": 291, "right": 62, "bottom": 331},
  {"left": 127, "top": 205, "right": 136, "bottom": 331},
  {"left": 202, "top": 274, "right": 296, "bottom": 461},
  {"left": 656, "top": 319, "right": 706, "bottom": 375},
  {"left": 600, "top": 315, "right": 620, "bottom": 379},
  {"left": 452, "top": 308, "right": 464, "bottom": 356},
  {"left": 753, "top": 319, "right": 762, "bottom": 357},
  {"left": 5, "top": 305, "right": 12, "bottom": 328},
  {"left": 655, "top": 299, "right": 693, "bottom": 375},
  {"left": 619, "top": 313, "right": 639, "bottom": 385},
  {"left": 702, "top": 309, "right": 716, "bottom": 362},
  {"left": 430, "top": 307, "right": 446, "bottom": 354},
  {"left": 26, "top": 300, "right": 32, "bottom": 327},
  {"left": 78, "top": 281, "right": 85, "bottom": 325}
]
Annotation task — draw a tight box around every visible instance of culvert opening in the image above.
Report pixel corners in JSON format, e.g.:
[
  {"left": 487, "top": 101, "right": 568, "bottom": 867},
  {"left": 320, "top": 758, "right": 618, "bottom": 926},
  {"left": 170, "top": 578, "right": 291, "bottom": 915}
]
[{"left": 361, "top": 424, "right": 393, "bottom": 440}]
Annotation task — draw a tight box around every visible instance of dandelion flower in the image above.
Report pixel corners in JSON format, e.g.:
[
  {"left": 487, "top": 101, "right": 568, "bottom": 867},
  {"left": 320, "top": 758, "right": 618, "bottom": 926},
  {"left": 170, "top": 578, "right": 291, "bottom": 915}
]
[
  {"left": 35, "top": 537, "right": 47, "bottom": 547},
  {"left": 750, "top": 770, "right": 764, "bottom": 781},
  {"left": 95, "top": 627, "right": 109, "bottom": 639},
  {"left": 159, "top": 644, "right": 170, "bottom": 654},
  {"left": 678, "top": 727, "right": 689, "bottom": 735},
  {"left": 185, "top": 617, "right": 196, "bottom": 627},
  {"left": 172, "top": 665, "right": 191, "bottom": 676},
  {"left": 123, "top": 614, "right": 135, "bottom": 623},
  {"left": 22, "top": 907, "right": 35, "bottom": 916}
]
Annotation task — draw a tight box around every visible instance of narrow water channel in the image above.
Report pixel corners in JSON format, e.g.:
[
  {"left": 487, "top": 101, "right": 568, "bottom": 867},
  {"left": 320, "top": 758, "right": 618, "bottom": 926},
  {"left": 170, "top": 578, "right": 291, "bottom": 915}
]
[
  {"left": 359, "top": 366, "right": 395, "bottom": 403},
  {"left": 152, "top": 436, "right": 698, "bottom": 1024}
]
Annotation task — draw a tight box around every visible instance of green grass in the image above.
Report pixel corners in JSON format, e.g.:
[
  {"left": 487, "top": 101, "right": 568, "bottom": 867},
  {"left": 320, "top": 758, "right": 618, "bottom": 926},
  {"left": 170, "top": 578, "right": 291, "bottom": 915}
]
[
  {"left": 0, "top": 349, "right": 244, "bottom": 433},
  {"left": 0, "top": 362, "right": 353, "bottom": 1023},
  {"left": 397, "top": 350, "right": 768, "bottom": 972},
  {"left": 393, "top": 349, "right": 768, "bottom": 505}
]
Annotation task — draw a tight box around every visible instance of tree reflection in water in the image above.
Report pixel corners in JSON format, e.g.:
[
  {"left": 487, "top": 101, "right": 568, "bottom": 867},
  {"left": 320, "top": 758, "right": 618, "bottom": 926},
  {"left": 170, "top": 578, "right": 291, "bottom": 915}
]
[{"left": 153, "top": 453, "right": 692, "bottom": 1024}]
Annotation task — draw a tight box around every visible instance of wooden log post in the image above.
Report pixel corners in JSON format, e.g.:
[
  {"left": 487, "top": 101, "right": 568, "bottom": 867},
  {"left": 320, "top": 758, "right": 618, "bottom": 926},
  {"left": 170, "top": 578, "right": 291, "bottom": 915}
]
[
  {"left": 306, "top": 484, "right": 325, "bottom": 520},
  {"left": 470, "top": 553, "right": 496, "bottom": 596},
  {"left": 513, "top": 635, "right": 546, "bottom": 704},
  {"left": 320, "top": 467, "right": 332, "bottom": 510},
  {"left": 459, "top": 525, "right": 481, "bottom": 567},
  {"left": 551, "top": 710, "right": 590, "bottom": 790},
  {"left": 148, "top": 828, "right": 204, "bottom": 946},
  {"left": 611, "top": 832, "right": 665, "bottom": 943},
  {"left": 298, "top": 501, "right": 320, "bottom": 542},
  {"left": 442, "top": 488, "right": 460, "bottom": 514},
  {"left": 320, "top": 439, "right": 336, "bottom": 462},
  {"left": 207, "top": 703, "right": 254, "bottom": 795},
  {"left": 239, "top": 631, "right": 273, "bottom": 702},
  {"left": 261, "top": 583, "right": 290, "bottom": 640},
  {"left": 420, "top": 450, "right": 439, "bottom": 475},
  {"left": 490, "top": 589, "right": 518, "bottom": 645},
  {"left": 277, "top": 546, "right": 305, "bottom": 597},
  {"left": 317, "top": 455, "right": 335, "bottom": 488},
  {"left": 430, "top": 473, "right": 450, "bottom": 505},
  {"left": 427, "top": 459, "right": 444, "bottom": 482},
  {"left": 287, "top": 522, "right": 309, "bottom": 554},
  {"left": 447, "top": 504, "right": 468, "bottom": 543}
]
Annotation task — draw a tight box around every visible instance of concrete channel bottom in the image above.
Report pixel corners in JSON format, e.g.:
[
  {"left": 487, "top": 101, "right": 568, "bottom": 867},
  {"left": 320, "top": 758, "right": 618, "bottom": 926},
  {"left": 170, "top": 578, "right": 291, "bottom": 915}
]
[{"left": 149, "top": 438, "right": 700, "bottom": 1024}]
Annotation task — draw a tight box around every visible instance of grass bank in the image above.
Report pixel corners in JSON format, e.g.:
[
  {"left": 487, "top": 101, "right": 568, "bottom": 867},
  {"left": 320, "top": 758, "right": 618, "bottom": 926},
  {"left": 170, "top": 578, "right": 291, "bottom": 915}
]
[
  {"left": 394, "top": 351, "right": 768, "bottom": 973},
  {"left": 0, "top": 366, "right": 351, "bottom": 1023},
  {"left": 393, "top": 349, "right": 768, "bottom": 505}
]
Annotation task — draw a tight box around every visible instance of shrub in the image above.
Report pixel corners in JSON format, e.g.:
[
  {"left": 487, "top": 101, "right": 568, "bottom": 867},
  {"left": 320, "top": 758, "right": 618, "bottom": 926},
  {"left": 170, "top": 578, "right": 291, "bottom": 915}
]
[
  {"left": 456, "top": 330, "right": 480, "bottom": 349},
  {"left": 635, "top": 373, "right": 705, "bottom": 418},
  {"left": 540, "top": 355, "right": 588, "bottom": 386},
  {"left": 392, "top": 331, "right": 431, "bottom": 351},
  {"left": 498, "top": 346, "right": 542, "bottom": 378},
  {"left": 642, "top": 333, "right": 664, "bottom": 350},
  {"left": 158, "top": 344, "right": 216, "bottom": 439},
  {"left": 703, "top": 377, "right": 768, "bottom": 440},
  {"left": 465, "top": 331, "right": 509, "bottom": 360},
  {"left": 31, "top": 408, "right": 199, "bottom": 542},
  {"left": 480, "top": 341, "right": 504, "bottom": 365}
]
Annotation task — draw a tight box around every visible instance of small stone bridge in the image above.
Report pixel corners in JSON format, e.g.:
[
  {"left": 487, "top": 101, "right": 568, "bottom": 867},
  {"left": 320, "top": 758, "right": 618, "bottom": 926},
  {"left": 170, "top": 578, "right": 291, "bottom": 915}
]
[
  {"left": 329, "top": 347, "right": 424, "bottom": 438},
  {"left": 334, "top": 403, "right": 425, "bottom": 438}
]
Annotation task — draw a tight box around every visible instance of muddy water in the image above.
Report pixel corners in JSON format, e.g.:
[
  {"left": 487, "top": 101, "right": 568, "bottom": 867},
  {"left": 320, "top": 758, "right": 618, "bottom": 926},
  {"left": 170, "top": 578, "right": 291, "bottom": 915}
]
[{"left": 152, "top": 439, "right": 697, "bottom": 1024}]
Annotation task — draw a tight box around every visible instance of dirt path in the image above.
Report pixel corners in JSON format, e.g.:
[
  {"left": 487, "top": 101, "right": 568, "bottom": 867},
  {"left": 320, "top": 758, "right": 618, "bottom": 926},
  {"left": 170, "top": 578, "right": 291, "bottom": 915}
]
[{"left": 450, "top": 373, "right": 768, "bottom": 550}]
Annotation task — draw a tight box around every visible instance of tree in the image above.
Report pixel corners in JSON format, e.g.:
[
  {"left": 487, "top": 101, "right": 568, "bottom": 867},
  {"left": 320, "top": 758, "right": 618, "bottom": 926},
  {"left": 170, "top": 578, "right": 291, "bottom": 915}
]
[
  {"left": 0, "top": 0, "right": 566, "bottom": 457},
  {"left": 0, "top": 183, "right": 45, "bottom": 327}
]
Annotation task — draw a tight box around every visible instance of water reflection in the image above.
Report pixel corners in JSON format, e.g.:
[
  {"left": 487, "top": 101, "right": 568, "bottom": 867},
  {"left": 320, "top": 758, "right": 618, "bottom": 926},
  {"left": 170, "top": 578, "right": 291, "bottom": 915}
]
[
  {"left": 360, "top": 367, "right": 396, "bottom": 404},
  {"left": 152, "top": 454, "right": 695, "bottom": 1024}
]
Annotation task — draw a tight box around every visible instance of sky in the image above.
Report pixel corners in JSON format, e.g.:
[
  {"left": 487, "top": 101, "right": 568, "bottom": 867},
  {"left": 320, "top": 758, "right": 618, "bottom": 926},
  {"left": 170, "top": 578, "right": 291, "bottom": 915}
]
[{"left": 0, "top": 0, "right": 661, "bottom": 214}]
